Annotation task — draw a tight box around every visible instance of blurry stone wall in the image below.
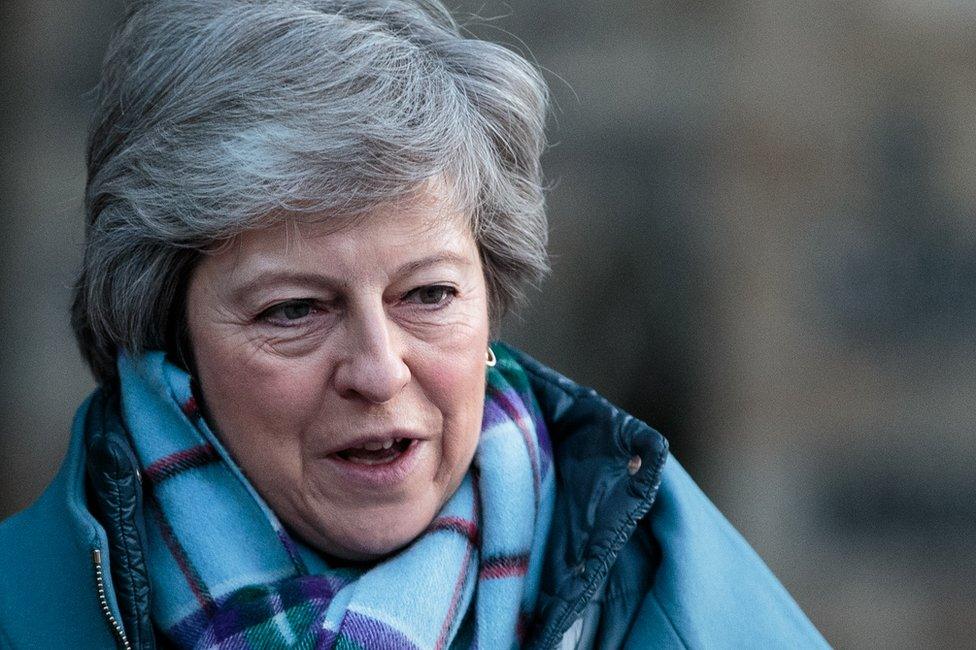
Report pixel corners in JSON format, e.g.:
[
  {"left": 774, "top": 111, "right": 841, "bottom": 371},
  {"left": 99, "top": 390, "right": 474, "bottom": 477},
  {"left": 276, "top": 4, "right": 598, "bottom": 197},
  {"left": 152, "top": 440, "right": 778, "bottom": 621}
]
[{"left": 2, "top": 1, "right": 975, "bottom": 647}]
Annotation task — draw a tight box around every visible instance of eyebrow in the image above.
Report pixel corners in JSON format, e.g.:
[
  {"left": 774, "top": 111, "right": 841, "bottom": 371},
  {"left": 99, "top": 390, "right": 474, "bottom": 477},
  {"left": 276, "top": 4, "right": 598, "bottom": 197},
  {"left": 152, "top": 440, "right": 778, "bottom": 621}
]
[
  {"left": 229, "top": 272, "right": 341, "bottom": 304},
  {"left": 391, "top": 252, "right": 473, "bottom": 277},
  {"left": 228, "top": 252, "right": 473, "bottom": 302}
]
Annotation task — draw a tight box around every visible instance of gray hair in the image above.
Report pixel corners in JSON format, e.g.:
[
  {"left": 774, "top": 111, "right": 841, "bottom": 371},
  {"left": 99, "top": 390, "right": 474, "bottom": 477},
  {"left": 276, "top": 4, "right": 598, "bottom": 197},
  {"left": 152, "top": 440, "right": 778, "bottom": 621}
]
[{"left": 73, "top": 0, "right": 549, "bottom": 383}]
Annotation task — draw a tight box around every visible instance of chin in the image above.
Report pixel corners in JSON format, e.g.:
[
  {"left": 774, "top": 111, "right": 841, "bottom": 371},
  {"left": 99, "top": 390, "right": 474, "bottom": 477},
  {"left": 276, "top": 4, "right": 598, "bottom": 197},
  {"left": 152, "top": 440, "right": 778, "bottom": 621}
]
[
  {"left": 306, "top": 501, "right": 439, "bottom": 562},
  {"left": 335, "top": 536, "right": 411, "bottom": 562}
]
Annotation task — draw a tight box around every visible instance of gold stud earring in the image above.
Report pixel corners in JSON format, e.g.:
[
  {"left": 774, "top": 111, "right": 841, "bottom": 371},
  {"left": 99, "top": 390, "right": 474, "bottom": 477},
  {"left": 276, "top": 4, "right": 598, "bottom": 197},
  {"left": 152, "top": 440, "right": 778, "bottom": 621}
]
[{"left": 486, "top": 346, "right": 497, "bottom": 367}]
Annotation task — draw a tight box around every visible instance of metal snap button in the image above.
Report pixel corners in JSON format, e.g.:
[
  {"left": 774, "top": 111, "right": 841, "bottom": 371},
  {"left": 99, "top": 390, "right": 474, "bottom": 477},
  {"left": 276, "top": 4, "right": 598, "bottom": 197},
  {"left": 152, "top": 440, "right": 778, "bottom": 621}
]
[{"left": 627, "top": 455, "right": 642, "bottom": 475}]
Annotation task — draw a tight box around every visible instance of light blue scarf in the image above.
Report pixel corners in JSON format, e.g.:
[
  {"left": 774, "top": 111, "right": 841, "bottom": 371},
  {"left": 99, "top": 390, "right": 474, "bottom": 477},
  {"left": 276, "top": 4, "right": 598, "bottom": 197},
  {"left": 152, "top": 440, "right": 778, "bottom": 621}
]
[{"left": 118, "top": 346, "right": 555, "bottom": 648}]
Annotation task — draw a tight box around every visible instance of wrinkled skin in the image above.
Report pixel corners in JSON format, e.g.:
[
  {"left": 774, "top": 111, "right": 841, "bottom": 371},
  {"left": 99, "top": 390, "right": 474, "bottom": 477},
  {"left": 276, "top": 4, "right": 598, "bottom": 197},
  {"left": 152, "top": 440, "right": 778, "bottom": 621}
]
[{"left": 186, "top": 190, "right": 489, "bottom": 560}]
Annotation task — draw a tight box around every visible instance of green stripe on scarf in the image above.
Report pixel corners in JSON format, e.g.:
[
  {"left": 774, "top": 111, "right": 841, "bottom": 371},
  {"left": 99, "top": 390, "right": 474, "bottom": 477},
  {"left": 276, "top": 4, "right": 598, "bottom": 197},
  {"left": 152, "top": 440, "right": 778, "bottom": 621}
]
[{"left": 118, "top": 345, "right": 554, "bottom": 649}]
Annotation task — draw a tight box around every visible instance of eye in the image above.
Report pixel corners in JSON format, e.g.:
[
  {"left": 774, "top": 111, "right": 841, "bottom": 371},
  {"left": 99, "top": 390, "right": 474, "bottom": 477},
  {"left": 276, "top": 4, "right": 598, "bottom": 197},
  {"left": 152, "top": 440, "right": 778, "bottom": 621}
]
[
  {"left": 406, "top": 285, "right": 456, "bottom": 306},
  {"left": 259, "top": 299, "right": 316, "bottom": 325}
]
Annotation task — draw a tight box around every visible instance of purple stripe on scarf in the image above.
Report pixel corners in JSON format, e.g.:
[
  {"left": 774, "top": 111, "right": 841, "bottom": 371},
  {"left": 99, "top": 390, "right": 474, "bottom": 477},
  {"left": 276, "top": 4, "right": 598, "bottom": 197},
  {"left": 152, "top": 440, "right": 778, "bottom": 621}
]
[
  {"left": 479, "top": 553, "right": 529, "bottom": 580},
  {"left": 169, "top": 576, "right": 343, "bottom": 647},
  {"left": 207, "top": 579, "right": 336, "bottom": 644},
  {"left": 435, "top": 469, "right": 482, "bottom": 649},
  {"left": 427, "top": 516, "right": 478, "bottom": 544},
  {"left": 144, "top": 443, "right": 220, "bottom": 484},
  {"left": 485, "top": 383, "right": 542, "bottom": 505},
  {"left": 147, "top": 492, "right": 217, "bottom": 616},
  {"left": 276, "top": 528, "right": 309, "bottom": 575},
  {"left": 339, "top": 610, "right": 420, "bottom": 649},
  {"left": 434, "top": 531, "right": 476, "bottom": 650},
  {"left": 315, "top": 628, "right": 339, "bottom": 650},
  {"left": 480, "top": 398, "right": 511, "bottom": 430}
]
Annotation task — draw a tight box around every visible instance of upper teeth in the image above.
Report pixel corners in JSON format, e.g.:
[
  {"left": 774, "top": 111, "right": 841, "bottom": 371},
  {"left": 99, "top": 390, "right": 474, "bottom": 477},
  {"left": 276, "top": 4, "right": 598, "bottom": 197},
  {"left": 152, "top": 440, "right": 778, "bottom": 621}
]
[{"left": 362, "top": 440, "right": 396, "bottom": 451}]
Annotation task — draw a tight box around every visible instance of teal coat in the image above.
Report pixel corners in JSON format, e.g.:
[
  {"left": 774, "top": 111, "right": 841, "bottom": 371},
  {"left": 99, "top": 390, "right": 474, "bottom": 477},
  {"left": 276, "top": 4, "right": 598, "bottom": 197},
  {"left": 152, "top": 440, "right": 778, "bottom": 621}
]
[{"left": 0, "top": 345, "right": 829, "bottom": 649}]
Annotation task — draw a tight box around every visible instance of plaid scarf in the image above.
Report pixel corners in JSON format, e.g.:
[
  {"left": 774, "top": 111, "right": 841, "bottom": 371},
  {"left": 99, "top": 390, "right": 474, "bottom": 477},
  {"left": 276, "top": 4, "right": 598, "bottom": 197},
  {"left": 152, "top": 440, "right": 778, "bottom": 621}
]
[{"left": 118, "top": 345, "right": 555, "bottom": 649}]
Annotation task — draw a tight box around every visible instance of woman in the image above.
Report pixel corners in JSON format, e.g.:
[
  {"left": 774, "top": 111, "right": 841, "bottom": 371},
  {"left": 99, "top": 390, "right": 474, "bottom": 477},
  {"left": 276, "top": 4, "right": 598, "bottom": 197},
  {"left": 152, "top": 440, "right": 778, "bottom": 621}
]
[{"left": 0, "top": 1, "right": 828, "bottom": 648}]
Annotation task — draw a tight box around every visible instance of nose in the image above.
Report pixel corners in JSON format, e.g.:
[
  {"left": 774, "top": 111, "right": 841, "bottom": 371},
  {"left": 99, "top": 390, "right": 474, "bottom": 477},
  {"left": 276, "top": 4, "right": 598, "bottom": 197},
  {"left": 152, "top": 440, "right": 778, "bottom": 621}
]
[{"left": 333, "top": 306, "right": 411, "bottom": 404}]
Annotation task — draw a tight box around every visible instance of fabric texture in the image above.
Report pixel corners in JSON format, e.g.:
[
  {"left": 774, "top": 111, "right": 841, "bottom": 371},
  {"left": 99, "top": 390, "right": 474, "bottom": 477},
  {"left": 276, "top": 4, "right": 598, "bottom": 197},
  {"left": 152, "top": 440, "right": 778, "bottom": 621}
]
[
  {"left": 0, "top": 342, "right": 830, "bottom": 649},
  {"left": 117, "top": 346, "right": 555, "bottom": 650}
]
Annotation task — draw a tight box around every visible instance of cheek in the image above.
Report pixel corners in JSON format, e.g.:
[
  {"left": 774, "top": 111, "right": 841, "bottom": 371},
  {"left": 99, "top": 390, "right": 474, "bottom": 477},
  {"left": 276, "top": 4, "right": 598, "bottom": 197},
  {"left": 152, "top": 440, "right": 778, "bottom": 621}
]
[
  {"left": 430, "top": 347, "right": 488, "bottom": 452},
  {"left": 194, "top": 338, "right": 325, "bottom": 460},
  {"left": 196, "top": 327, "right": 318, "bottom": 403}
]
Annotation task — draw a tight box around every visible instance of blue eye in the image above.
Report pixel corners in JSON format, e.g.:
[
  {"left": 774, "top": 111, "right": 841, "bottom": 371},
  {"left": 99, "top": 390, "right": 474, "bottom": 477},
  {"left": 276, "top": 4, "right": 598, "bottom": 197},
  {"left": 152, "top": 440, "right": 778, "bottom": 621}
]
[
  {"left": 279, "top": 302, "right": 311, "bottom": 319},
  {"left": 409, "top": 285, "right": 455, "bottom": 305},
  {"left": 261, "top": 300, "right": 315, "bottom": 325}
]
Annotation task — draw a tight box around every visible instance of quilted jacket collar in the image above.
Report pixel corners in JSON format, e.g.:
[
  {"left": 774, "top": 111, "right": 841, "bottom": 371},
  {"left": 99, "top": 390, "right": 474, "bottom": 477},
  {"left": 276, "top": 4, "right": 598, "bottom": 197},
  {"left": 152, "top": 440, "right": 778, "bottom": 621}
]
[{"left": 502, "top": 344, "right": 668, "bottom": 647}]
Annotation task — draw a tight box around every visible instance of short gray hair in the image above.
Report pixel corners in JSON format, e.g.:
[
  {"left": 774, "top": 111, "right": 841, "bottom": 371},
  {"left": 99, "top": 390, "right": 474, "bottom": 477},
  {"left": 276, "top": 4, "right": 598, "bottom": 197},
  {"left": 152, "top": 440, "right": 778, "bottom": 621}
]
[{"left": 73, "top": 0, "right": 549, "bottom": 383}]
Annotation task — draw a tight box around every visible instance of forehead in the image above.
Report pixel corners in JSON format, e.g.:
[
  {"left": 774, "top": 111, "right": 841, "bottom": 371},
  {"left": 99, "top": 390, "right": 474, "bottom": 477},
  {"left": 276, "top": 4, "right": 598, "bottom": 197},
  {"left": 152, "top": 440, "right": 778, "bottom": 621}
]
[{"left": 205, "top": 190, "right": 477, "bottom": 276}]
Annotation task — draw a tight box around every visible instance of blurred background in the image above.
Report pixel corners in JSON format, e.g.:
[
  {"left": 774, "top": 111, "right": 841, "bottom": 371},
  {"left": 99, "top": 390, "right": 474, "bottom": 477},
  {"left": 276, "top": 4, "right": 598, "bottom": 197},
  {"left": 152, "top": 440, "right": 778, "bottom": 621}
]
[{"left": 2, "top": 0, "right": 975, "bottom": 646}]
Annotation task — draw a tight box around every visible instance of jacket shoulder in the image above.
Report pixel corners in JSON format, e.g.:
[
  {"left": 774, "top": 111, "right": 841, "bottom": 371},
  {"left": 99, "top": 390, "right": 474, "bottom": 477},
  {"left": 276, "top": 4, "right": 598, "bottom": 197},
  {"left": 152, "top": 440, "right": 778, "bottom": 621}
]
[
  {"left": 628, "top": 457, "right": 831, "bottom": 648},
  {"left": 496, "top": 343, "right": 828, "bottom": 647},
  {"left": 0, "top": 397, "right": 119, "bottom": 649}
]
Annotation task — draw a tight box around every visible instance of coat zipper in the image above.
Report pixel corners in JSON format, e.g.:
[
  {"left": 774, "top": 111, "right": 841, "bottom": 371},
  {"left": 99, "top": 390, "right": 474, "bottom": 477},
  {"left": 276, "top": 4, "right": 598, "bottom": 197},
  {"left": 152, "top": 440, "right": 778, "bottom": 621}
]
[{"left": 91, "top": 548, "right": 133, "bottom": 650}]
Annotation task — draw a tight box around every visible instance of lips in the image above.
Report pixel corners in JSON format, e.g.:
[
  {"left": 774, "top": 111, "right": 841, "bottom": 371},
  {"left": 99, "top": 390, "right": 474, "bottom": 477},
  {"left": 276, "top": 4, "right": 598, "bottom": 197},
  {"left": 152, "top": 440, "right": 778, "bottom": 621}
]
[
  {"left": 322, "top": 433, "right": 425, "bottom": 490},
  {"left": 336, "top": 437, "right": 414, "bottom": 465}
]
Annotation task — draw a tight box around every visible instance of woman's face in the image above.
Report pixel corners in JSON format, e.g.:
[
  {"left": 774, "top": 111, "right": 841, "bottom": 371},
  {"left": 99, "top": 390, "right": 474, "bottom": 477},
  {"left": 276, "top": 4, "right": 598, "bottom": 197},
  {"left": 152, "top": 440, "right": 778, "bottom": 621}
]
[{"left": 186, "top": 190, "right": 489, "bottom": 560}]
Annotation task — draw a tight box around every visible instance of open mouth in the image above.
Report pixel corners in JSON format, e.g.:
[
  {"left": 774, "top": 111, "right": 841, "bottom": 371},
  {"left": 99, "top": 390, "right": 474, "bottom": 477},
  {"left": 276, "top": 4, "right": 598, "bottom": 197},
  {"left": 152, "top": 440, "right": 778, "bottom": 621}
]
[{"left": 334, "top": 438, "right": 414, "bottom": 465}]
